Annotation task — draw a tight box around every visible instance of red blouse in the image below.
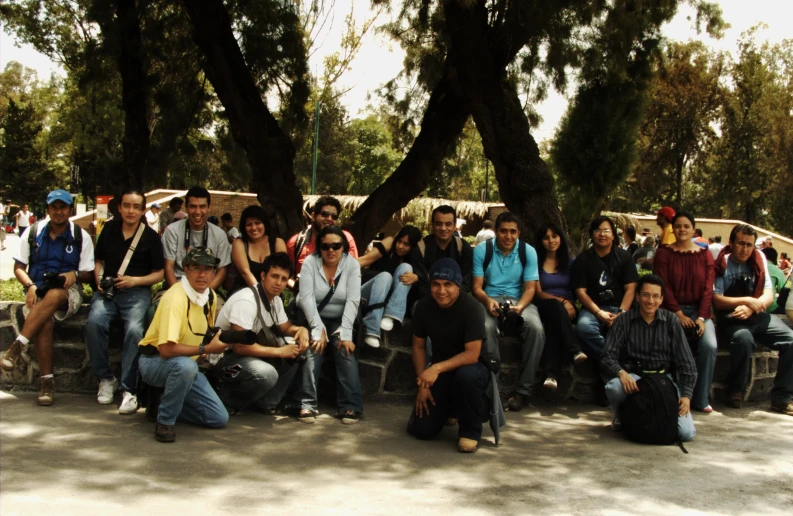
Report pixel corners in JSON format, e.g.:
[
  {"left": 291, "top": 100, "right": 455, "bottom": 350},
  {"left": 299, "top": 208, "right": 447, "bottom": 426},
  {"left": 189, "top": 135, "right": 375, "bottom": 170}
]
[{"left": 653, "top": 245, "right": 715, "bottom": 320}]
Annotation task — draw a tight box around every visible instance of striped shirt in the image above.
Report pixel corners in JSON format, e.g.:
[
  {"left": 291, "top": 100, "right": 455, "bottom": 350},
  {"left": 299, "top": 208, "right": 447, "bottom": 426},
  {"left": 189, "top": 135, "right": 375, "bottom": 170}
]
[{"left": 601, "top": 308, "right": 698, "bottom": 398}]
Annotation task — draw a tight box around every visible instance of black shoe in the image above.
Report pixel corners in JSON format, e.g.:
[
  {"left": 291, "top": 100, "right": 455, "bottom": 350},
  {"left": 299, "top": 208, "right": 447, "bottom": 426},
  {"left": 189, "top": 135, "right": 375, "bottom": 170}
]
[
  {"left": 340, "top": 409, "right": 360, "bottom": 425},
  {"left": 507, "top": 394, "right": 529, "bottom": 412},
  {"left": 154, "top": 423, "right": 175, "bottom": 443},
  {"left": 726, "top": 392, "right": 743, "bottom": 409}
]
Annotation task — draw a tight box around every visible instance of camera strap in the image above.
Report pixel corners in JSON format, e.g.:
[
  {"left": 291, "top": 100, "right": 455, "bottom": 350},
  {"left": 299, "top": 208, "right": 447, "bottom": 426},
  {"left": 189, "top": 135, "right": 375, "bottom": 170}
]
[
  {"left": 250, "top": 284, "right": 283, "bottom": 347},
  {"left": 102, "top": 222, "right": 146, "bottom": 279}
]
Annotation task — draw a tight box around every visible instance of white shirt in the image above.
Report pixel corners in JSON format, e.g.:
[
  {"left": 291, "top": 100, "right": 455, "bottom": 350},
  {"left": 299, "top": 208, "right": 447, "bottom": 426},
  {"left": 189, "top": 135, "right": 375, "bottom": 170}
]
[
  {"left": 227, "top": 227, "right": 240, "bottom": 240},
  {"left": 17, "top": 210, "right": 32, "bottom": 227},
  {"left": 145, "top": 210, "right": 160, "bottom": 231},
  {"left": 475, "top": 229, "right": 495, "bottom": 245},
  {"left": 215, "top": 286, "right": 288, "bottom": 333}
]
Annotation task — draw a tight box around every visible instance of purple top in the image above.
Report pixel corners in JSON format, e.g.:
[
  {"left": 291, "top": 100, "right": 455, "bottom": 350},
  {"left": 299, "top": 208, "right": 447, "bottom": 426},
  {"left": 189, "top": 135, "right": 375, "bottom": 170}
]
[{"left": 539, "top": 256, "right": 575, "bottom": 300}]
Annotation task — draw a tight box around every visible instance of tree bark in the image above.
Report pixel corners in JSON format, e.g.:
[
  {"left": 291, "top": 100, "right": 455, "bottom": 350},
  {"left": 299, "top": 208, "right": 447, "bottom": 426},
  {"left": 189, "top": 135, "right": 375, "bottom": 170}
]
[
  {"left": 181, "top": 0, "right": 304, "bottom": 240},
  {"left": 444, "top": 0, "right": 562, "bottom": 242},
  {"left": 116, "top": 0, "right": 149, "bottom": 190}
]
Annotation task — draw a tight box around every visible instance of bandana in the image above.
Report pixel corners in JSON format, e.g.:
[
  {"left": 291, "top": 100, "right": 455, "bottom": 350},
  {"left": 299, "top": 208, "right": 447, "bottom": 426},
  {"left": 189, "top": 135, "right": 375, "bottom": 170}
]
[{"left": 181, "top": 275, "right": 210, "bottom": 307}]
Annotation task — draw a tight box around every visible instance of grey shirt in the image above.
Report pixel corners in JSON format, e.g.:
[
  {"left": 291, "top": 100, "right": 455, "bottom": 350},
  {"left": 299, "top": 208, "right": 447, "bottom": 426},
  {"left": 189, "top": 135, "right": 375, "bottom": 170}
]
[
  {"left": 298, "top": 253, "right": 361, "bottom": 341},
  {"left": 162, "top": 219, "right": 232, "bottom": 279}
]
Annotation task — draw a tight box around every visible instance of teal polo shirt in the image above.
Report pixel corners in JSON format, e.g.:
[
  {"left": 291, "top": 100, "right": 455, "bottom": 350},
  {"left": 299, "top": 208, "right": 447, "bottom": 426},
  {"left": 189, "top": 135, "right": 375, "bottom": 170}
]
[{"left": 473, "top": 239, "right": 538, "bottom": 298}]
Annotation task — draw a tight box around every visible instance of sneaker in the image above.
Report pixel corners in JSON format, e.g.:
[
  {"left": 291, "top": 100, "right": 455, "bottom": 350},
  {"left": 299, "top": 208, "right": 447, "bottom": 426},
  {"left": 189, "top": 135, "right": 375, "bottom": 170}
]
[
  {"left": 507, "top": 393, "right": 528, "bottom": 412},
  {"left": 97, "top": 377, "right": 119, "bottom": 405},
  {"left": 341, "top": 409, "right": 360, "bottom": 425},
  {"left": 37, "top": 377, "right": 54, "bottom": 406},
  {"left": 380, "top": 317, "right": 395, "bottom": 331},
  {"left": 611, "top": 415, "right": 622, "bottom": 432},
  {"left": 364, "top": 336, "right": 381, "bottom": 348},
  {"left": 457, "top": 437, "right": 478, "bottom": 453},
  {"left": 297, "top": 409, "right": 316, "bottom": 424},
  {"left": 543, "top": 377, "right": 558, "bottom": 391},
  {"left": 770, "top": 401, "right": 793, "bottom": 416},
  {"left": 573, "top": 351, "right": 588, "bottom": 364},
  {"left": 119, "top": 391, "right": 139, "bottom": 415},
  {"left": 696, "top": 405, "right": 713, "bottom": 414},
  {"left": 1, "top": 339, "right": 27, "bottom": 371},
  {"left": 154, "top": 423, "right": 176, "bottom": 443}
]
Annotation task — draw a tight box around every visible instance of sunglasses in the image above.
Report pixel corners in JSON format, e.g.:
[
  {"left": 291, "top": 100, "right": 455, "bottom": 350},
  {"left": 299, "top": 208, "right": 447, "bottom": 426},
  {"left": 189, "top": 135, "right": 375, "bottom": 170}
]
[
  {"left": 319, "top": 210, "right": 339, "bottom": 220},
  {"left": 321, "top": 242, "right": 343, "bottom": 251}
]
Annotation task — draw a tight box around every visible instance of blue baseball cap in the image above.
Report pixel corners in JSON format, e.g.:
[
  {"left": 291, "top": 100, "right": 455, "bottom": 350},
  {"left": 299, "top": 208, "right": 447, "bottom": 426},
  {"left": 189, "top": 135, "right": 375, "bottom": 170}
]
[
  {"left": 46, "top": 189, "right": 73, "bottom": 206},
  {"left": 429, "top": 258, "right": 463, "bottom": 288},
  {"left": 151, "top": 203, "right": 161, "bottom": 209}
]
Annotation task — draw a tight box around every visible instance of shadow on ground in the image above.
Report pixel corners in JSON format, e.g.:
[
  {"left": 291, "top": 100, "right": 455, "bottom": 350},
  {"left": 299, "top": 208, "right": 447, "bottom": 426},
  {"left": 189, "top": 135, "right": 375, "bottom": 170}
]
[{"left": 1, "top": 391, "right": 792, "bottom": 515}]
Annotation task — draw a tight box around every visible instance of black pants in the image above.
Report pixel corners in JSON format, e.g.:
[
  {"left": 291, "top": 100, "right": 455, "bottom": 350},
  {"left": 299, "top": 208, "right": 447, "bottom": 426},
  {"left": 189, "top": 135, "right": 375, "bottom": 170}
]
[
  {"left": 535, "top": 298, "right": 582, "bottom": 379},
  {"left": 407, "top": 362, "right": 490, "bottom": 441}
]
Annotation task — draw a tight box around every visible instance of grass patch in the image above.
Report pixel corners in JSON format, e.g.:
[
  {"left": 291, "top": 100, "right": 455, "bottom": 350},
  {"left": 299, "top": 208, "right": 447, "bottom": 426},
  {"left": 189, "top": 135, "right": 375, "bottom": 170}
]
[{"left": 0, "top": 278, "right": 94, "bottom": 303}]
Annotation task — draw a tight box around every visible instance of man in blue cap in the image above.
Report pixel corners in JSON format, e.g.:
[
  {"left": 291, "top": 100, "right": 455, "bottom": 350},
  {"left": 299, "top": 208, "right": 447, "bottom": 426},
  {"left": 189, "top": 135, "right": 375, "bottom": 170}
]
[
  {"left": 1, "top": 189, "right": 95, "bottom": 406},
  {"left": 407, "top": 258, "right": 490, "bottom": 453}
]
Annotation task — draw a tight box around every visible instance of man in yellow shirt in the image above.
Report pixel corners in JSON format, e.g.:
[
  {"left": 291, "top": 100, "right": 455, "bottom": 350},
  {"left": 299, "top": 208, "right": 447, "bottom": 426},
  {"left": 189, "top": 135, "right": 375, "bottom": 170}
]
[
  {"left": 138, "top": 247, "right": 231, "bottom": 442},
  {"left": 656, "top": 206, "right": 676, "bottom": 246}
]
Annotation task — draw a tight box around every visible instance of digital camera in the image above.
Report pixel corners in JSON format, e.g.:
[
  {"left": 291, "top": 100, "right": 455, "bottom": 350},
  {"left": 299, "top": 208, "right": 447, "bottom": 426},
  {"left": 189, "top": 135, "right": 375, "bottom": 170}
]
[
  {"left": 36, "top": 272, "right": 66, "bottom": 298},
  {"left": 100, "top": 276, "right": 118, "bottom": 300}
]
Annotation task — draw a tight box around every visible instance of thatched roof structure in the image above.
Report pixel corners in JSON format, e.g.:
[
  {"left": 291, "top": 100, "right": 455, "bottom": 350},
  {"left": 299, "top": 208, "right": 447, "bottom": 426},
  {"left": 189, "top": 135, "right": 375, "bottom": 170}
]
[{"left": 302, "top": 195, "right": 497, "bottom": 221}]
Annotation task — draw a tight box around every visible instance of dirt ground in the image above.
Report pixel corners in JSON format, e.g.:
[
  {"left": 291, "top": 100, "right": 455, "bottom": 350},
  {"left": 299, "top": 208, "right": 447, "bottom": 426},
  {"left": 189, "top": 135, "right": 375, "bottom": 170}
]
[{"left": 1, "top": 390, "right": 792, "bottom": 515}]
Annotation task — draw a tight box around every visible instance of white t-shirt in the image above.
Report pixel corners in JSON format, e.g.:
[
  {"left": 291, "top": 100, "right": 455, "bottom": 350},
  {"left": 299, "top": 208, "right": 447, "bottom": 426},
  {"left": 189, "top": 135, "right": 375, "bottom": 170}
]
[
  {"left": 17, "top": 210, "right": 32, "bottom": 228},
  {"left": 145, "top": 210, "right": 160, "bottom": 231},
  {"left": 215, "top": 286, "right": 288, "bottom": 333},
  {"left": 475, "top": 229, "right": 495, "bottom": 245},
  {"left": 228, "top": 227, "right": 240, "bottom": 240}
]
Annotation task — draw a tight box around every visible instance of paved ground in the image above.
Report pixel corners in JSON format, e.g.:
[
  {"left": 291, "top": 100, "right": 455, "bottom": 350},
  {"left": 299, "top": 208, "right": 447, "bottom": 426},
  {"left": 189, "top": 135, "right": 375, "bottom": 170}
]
[
  {"left": 2, "top": 391, "right": 792, "bottom": 515},
  {"left": 1, "top": 232, "right": 20, "bottom": 281}
]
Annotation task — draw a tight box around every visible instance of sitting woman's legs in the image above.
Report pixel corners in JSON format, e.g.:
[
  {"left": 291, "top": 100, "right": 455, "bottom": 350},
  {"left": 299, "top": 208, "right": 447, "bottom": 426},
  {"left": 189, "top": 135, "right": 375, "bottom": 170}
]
[{"left": 360, "top": 272, "right": 393, "bottom": 338}]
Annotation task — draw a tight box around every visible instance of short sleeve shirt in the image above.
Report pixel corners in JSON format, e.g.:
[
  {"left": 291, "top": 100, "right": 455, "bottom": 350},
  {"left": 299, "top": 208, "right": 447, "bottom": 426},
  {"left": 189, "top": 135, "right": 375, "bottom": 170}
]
[
  {"left": 571, "top": 247, "right": 638, "bottom": 302},
  {"left": 472, "top": 240, "right": 538, "bottom": 299},
  {"left": 15, "top": 221, "right": 95, "bottom": 286},
  {"left": 412, "top": 292, "right": 485, "bottom": 363},
  {"left": 95, "top": 220, "right": 164, "bottom": 278},
  {"left": 162, "top": 219, "right": 232, "bottom": 279},
  {"left": 215, "top": 287, "right": 288, "bottom": 333}
]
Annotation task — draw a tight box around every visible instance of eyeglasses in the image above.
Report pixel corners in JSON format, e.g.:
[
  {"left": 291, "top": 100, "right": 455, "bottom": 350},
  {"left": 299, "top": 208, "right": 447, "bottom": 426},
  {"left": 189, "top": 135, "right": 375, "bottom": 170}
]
[
  {"left": 640, "top": 293, "right": 662, "bottom": 301},
  {"left": 321, "top": 242, "right": 343, "bottom": 251},
  {"left": 319, "top": 210, "right": 339, "bottom": 220},
  {"left": 593, "top": 229, "right": 613, "bottom": 235}
]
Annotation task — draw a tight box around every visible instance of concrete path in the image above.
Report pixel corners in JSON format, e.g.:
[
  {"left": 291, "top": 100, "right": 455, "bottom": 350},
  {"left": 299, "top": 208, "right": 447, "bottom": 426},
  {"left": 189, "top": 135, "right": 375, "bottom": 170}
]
[
  {"left": 1, "top": 232, "right": 20, "bottom": 281},
  {"left": 2, "top": 391, "right": 792, "bottom": 515}
]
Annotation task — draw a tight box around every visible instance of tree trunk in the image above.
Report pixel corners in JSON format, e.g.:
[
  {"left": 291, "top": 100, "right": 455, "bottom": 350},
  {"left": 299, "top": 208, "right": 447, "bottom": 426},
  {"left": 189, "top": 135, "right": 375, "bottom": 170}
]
[
  {"left": 349, "top": 61, "right": 470, "bottom": 247},
  {"left": 181, "top": 0, "right": 304, "bottom": 240},
  {"left": 444, "top": 0, "right": 561, "bottom": 242},
  {"left": 116, "top": 0, "right": 149, "bottom": 190}
]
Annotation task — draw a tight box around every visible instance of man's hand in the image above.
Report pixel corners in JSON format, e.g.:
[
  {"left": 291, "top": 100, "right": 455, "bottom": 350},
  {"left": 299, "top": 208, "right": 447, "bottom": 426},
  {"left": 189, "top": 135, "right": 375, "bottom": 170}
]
[
  {"left": 338, "top": 339, "right": 355, "bottom": 358},
  {"left": 486, "top": 298, "right": 500, "bottom": 317},
  {"left": 510, "top": 303, "right": 525, "bottom": 314},
  {"left": 418, "top": 364, "right": 440, "bottom": 389},
  {"left": 618, "top": 370, "right": 639, "bottom": 394},
  {"left": 60, "top": 270, "right": 78, "bottom": 289},
  {"left": 399, "top": 272, "right": 419, "bottom": 285},
  {"left": 203, "top": 329, "right": 232, "bottom": 355},
  {"left": 676, "top": 312, "right": 696, "bottom": 329},
  {"left": 695, "top": 318, "right": 706, "bottom": 337},
  {"left": 732, "top": 305, "right": 754, "bottom": 320},
  {"left": 113, "top": 275, "right": 138, "bottom": 290},
  {"left": 744, "top": 298, "right": 765, "bottom": 314},
  {"left": 415, "top": 386, "right": 435, "bottom": 417},
  {"left": 597, "top": 309, "right": 618, "bottom": 326},
  {"left": 277, "top": 343, "right": 301, "bottom": 359},
  {"left": 25, "top": 285, "right": 38, "bottom": 309},
  {"left": 294, "top": 327, "right": 310, "bottom": 352},
  {"left": 678, "top": 396, "right": 691, "bottom": 416},
  {"left": 310, "top": 329, "right": 327, "bottom": 354}
]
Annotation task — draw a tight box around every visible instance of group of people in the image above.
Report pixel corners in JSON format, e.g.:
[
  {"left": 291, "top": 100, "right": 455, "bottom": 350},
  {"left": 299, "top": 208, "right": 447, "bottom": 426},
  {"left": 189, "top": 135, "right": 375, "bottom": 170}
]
[{"left": 2, "top": 187, "right": 792, "bottom": 453}]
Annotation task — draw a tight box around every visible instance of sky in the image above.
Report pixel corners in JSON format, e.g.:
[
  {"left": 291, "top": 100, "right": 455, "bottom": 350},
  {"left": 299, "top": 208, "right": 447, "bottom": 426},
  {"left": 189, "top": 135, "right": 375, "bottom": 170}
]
[{"left": 1, "top": 0, "right": 791, "bottom": 143}]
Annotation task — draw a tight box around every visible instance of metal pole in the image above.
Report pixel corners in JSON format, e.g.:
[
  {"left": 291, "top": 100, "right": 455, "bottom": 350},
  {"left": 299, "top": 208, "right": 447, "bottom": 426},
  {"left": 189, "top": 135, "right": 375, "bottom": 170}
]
[
  {"left": 311, "top": 101, "right": 322, "bottom": 194},
  {"left": 484, "top": 159, "right": 489, "bottom": 202}
]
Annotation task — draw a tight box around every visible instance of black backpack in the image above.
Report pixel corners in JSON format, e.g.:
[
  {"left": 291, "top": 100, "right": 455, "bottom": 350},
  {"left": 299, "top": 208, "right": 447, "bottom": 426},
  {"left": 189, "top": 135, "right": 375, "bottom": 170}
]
[{"left": 620, "top": 373, "right": 687, "bottom": 452}]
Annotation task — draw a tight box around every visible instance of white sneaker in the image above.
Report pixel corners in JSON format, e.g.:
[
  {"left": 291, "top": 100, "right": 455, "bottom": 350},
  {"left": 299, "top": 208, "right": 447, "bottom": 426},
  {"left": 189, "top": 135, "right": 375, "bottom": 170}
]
[
  {"left": 543, "top": 377, "right": 558, "bottom": 391},
  {"left": 380, "top": 317, "right": 395, "bottom": 331},
  {"left": 365, "top": 336, "right": 381, "bottom": 348},
  {"left": 119, "top": 391, "right": 139, "bottom": 415},
  {"left": 97, "top": 377, "right": 119, "bottom": 405}
]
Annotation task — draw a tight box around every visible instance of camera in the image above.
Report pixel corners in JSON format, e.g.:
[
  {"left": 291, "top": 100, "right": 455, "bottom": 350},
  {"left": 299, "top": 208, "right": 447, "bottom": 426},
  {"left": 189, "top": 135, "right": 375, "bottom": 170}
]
[
  {"left": 36, "top": 272, "right": 66, "bottom": 298},
  {"left": 203, "top": 327, "right": 257, "bottom": 347},
  {"left": 598, "top": 289, "right": 616, "bottom": 303},
  {"left": 99, "top": 276, "right": 117, "bottom": 300},
  {"left": 495, "top": 300, "right": 523, "bottom": 338}
]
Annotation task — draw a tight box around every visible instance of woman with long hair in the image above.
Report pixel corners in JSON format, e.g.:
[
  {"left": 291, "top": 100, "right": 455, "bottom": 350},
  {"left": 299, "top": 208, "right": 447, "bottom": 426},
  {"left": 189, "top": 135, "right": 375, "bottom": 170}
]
[
  {"left": 533, "top": 222, "right": 587, "bottom": 390},
  {"left": 357, "top": 225, "right": 422, "bottom": 347},
  {"left": 653, "top": 211, "right": 716, "bottom": 413},
  {"left": 230, "top": 205, "right": 286, "bottom": 294},
  {"left": 297, "top": 226, "right": 363, "bottom": 424}
]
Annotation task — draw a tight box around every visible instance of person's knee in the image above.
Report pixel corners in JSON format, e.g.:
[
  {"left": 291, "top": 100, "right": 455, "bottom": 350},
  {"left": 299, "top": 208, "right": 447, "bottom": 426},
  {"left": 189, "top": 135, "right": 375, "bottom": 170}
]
[
  {"left": 207, "top": 407, "right": 229, "bottom": 428},
  {"left": 679, "top": 422, "right": 696, "bottom": 442},
  {"left": 407, "top": 418, "right": 437, "bottom": 441},
  {"left": 394, "top": 263, "right": 413, "bottom": 275},
  {"left": 604, "top": 377, "right": 625, "bottom": 397},
  {"left": 248, "top": 360, "right": 279, "bottom": 391},
  {"left": 699, "top": 334, "right": 717, "bottom": 356},
  {"left": 373, "top": 272, "right": 392, "bottom": 288},
  {"left": 171, "top": 356, "right": 199, "bottom": 378},
  {"left": 729, "top": 329, "right": 754, "bottom": 351}
]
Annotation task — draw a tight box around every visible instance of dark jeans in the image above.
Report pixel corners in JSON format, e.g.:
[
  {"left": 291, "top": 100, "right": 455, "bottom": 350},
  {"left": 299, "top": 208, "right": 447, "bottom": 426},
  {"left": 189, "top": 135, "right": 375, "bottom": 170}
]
[
  {"left": 407, "top": 362, "right": 489, "bottom": 442},
  {"left": 535, "top": 298, "right": 582, "bottom": 379},
  {"left": 212, "top": 354, "right": 304, "bottom": 412},
  {"left": 720, "top": 312, "right": 793, "bottom": 404}
]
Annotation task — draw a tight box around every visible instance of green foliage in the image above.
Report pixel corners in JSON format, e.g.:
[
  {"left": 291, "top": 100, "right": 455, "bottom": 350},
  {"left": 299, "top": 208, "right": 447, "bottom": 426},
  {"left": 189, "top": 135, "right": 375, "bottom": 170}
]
[
  {"left": 347, "top": 116, "right": 403, "bottom": 195},
  {"left": 0, "top": 279, "right": 25, "bottom": 302}
]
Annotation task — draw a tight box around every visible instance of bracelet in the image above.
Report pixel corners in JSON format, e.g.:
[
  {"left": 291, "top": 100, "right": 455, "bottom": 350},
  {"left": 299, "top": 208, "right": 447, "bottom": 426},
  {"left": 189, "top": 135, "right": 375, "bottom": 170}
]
[
  {"left": 198, "top": 344, "right": 205, "bottom": 355},
  {"left": 23, "top": 282, "right": 34, "bottom": 292}
]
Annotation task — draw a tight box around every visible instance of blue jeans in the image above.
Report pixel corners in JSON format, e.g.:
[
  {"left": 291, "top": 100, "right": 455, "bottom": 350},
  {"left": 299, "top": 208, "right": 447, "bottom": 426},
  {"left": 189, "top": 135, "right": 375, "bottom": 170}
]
[
  {"left": 576, "top": 306, "right": 620, "bottom": 357},
  {"left": 138, "top": 355, "right": 228, "bottom": 428},
  {"left": 294, "top": 319, "right": 364, "bottom": 414},
  {"left": 680, "top": 305, "right": 717, "bottom": 409},
  {"left": 86, "top": 287, "right": 151, "bottom": 393},
  {"left": 605, "top": 373, "right": 696, "bottom": 442},
  {"left": 361, "top": 263, "right": 413, "bottom": 338}
]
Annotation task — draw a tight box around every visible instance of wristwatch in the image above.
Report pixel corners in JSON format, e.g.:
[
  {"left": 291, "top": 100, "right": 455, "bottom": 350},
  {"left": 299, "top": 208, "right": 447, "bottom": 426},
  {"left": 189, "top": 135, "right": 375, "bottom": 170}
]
[
  {"left": 198, "top": 344, "right": 206, "bottom": 355},
  {"left": 23, "top": 282, "right": 35, "bottom": 293}
]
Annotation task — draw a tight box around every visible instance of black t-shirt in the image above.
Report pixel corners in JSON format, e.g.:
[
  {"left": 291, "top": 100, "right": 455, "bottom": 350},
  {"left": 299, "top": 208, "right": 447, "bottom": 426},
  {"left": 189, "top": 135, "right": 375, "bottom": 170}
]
[
  {"left": 412, "top": 292, "right": 485, "bottom": 363},
  {"left": 571, "top": 247, "right": 638, "bottom": 303},
  {"left": 95, "top": 219, "right": 165, "bottom": 278}
]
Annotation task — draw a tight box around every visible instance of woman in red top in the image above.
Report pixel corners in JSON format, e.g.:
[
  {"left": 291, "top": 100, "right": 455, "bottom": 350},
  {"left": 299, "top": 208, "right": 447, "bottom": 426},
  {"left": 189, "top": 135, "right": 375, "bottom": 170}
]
[{"left": 653, "top": 211, "right": 716, "bottom": 413}]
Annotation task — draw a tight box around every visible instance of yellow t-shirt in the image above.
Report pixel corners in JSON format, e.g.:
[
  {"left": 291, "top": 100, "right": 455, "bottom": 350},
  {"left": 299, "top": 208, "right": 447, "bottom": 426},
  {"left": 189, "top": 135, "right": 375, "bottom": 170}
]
[
  {"left": 661, "top": 225, "right": 675, "bottom": 246},
  {"left": 139, "top": 282, "right": 217, "bottom": 358}
]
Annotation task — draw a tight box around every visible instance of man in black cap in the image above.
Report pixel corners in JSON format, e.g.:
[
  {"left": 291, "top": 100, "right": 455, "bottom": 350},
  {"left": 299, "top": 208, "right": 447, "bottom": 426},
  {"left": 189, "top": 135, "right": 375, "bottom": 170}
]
[{"left": 407, "top": 258, "right": 489, "bottom": 453}]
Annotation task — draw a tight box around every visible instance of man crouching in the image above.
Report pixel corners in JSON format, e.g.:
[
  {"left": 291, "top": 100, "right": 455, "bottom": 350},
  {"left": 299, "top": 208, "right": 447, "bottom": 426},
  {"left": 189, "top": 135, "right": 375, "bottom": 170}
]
[
  {"left": 138, "top": 247, "right": 230, "bottom": 442},
  {"left": 212, "top": 252, "right": 310, "bottom": 414},
  {"left": 407, "top": 258, "right": 489, "bottom": 453}
]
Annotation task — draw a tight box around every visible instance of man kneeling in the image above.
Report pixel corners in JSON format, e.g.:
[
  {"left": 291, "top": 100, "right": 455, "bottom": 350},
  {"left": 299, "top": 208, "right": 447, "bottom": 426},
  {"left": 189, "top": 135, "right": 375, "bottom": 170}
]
[
  {"left": 601, "top": 274, "right": 697, "bottom": 442},
  {"left": 138, "top": 248, "right": 230, "bottom": 442},
  {"left": 407, "top": 259, "right": 489, "bottom": 453},
  {"left": 213, "top": 252, "right": 310, "bottom": 413}
]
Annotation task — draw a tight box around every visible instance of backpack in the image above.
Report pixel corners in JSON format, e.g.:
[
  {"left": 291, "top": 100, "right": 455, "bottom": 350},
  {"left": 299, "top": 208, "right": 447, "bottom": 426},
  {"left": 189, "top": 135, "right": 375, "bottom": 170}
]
[
  {"left": 482, "top": 238, "right": 527, "bottom": 272},
  {"left": 293, "top": 227, "right": 312, "bottom": 264},
  {"left": 415, "top": 235, "right": 463, "bottom": 258},
  {"left": 620, "top": 373, "right": 687, "bottom": 452},
  {"left": 28, "top": 220, "right": 83, "bottom": 268}
]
